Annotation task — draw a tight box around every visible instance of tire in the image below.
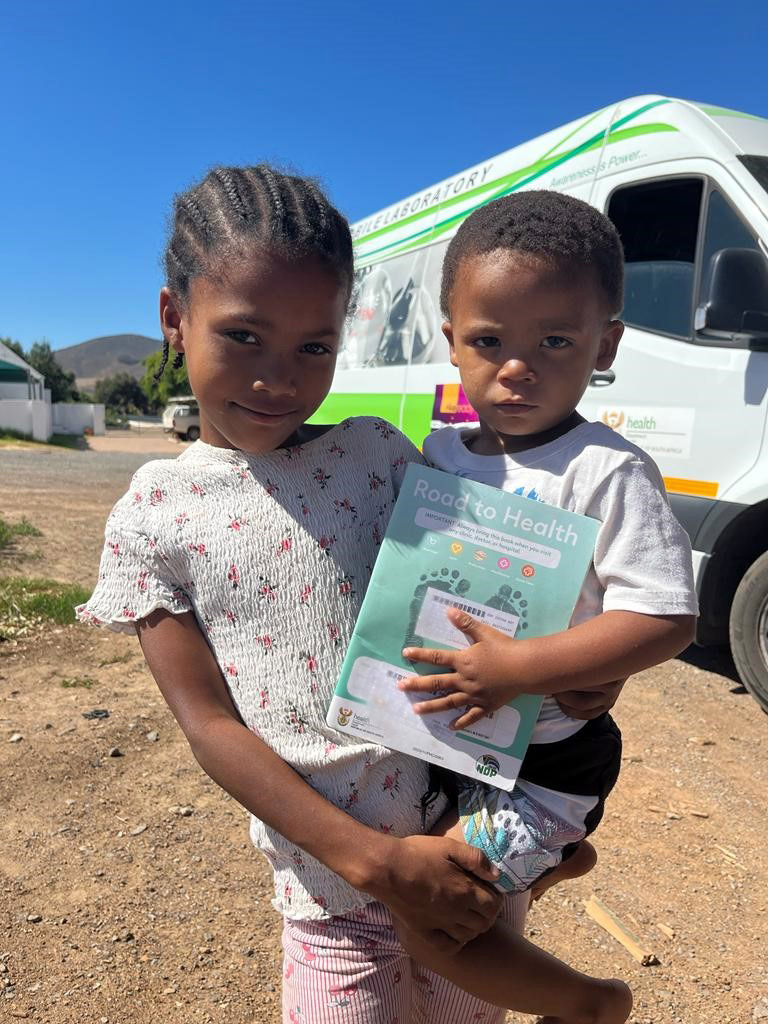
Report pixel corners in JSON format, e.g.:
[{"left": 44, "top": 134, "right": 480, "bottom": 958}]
[
  {"left": 729, "top": 550, "right": 768, "bottom": 714},
  {"left": 185, "top": 425, "right": 200, "bottom": 442}
]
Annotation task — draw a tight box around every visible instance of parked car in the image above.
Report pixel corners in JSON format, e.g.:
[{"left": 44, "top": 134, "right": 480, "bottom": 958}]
[{"left": 162, "top": 395, "right": 200, "bottom": 441}]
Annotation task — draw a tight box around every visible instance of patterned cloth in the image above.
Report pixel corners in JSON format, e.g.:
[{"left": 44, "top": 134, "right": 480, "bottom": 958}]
[
  {"left": 77, "top": 418, "right": 451, "bottom": 920},
  {"left": 281, "top": 896, "right": 529, "bottom": 1024}
]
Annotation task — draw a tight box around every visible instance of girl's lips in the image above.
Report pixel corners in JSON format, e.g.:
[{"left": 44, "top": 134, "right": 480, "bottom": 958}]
[{"left": 231, "top": 402, "right": 297, "bottom": 423}]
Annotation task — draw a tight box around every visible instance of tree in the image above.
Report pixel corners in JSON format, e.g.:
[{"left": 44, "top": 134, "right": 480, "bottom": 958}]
[
  {"left": 140, "top": 350, "right": 191, "bottom": 411},
  {"left": 94, "top": 373, "right": 149, "bottom": 415},
  {"left": 25, "top": 341, "right": 79, "bottom": 402},
  {"left": 0, "top": 337, "right": 26, "bottom": 360}
]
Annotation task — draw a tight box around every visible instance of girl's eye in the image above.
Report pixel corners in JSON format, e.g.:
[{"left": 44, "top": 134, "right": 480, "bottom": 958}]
[
  {"left": 226, "top": 330, "right": 259, "bottom": 345},
  {"left": 301, "top": 342, "right": 333, "bottom": 355},
  {"left": 541, "top": 335, "right": 572, "bottom": 349},
  {"left": 472, "top": 336, "right": 500, "bottom": 349}
]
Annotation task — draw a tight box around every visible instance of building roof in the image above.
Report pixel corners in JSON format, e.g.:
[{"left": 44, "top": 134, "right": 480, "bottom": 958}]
[{"left": 0, "top": 341, "right": 44, "bottom": 384}]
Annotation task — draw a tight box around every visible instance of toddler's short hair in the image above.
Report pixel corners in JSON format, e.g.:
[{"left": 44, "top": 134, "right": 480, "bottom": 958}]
[{"left": 440, "top": 190, "right": 624, "bottom": 317}]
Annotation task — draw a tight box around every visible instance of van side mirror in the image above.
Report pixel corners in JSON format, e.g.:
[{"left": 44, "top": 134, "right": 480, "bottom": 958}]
[{"left": 695, "top": 248, "right": 768, "bottom": 345}]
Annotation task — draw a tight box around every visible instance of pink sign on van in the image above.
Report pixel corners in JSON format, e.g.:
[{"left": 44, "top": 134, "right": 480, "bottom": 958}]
[{"left": 431, "top": 383, "right": 479, "bottom": 429}]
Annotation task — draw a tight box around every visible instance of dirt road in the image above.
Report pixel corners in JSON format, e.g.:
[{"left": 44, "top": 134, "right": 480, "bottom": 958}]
[{"left": 1, "top": 445, "right": 766, "bottom": 1024}]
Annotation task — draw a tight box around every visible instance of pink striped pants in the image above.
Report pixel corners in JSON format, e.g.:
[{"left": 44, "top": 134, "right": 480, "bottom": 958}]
[{"left": 282, "top": 894, "right": 528, "bottom": 1023}]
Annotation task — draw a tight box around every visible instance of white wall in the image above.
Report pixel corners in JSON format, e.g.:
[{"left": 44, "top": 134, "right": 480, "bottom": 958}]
[
  {"left": 52, "top": 402, "right": 105, "bottom": 436},
  {"left": 0, "top": 382, "right": 31, "bottom": 400},
  {"left": 0, "top": 400, "right": 52, "bottom": 441}
]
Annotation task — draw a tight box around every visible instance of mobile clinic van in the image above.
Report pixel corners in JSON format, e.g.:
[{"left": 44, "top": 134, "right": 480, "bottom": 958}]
[{"left": 316, "top": 95, "right": 768, "bottom": 711}]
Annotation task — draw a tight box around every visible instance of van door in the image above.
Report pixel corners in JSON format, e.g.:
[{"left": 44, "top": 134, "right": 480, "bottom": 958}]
[{"left": 580, "top": 170, "right": 767, "bottom": 517}]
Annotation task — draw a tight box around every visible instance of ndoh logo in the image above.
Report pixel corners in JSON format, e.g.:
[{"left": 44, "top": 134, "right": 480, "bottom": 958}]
[
  {"left": 475, "top": 754, "right": 500, "bottom": 778},
  {"left": 337, "top": 707, "right": 354, "bottom": 727}
]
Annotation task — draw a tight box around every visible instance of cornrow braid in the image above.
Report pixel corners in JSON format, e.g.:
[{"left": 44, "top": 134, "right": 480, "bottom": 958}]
[
  {"left": 153, "top": 340, "right": 186, "bottom": 381},
  {"left": 440, "top": 190, "right": 624, "bottom": 317},
  {"left": 158, "top": 163, "right": 354, "bottom": 380},
  {"left": 163, "top": 162, "right": 353, "bottom": 304}
]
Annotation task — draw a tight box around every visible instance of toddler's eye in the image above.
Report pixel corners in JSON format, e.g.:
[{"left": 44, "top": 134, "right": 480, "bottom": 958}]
[
  {"left": 226, "top": 330, "right": 259, "bottom": 345},
  {"left": 541, "top": 336, "right": 571, "bottom": 349},
  {"left": 301, "top": 342, "right": 333, "bottom": 355},
  {"left": 472, "top": 336, "right": 500, "bottom": 349}
]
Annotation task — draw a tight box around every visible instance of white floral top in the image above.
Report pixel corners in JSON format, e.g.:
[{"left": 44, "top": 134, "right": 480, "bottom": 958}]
[{"left": 78, "top": 417, "right": 448, "bottom": 920}]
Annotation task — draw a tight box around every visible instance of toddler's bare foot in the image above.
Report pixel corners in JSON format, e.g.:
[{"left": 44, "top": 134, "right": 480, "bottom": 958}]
[
  {"left": 537, "top": 978, "right": 633, "bottom": 1024},
  {"left": 531, "top": 840, "right": 597, "bottom": 902}
]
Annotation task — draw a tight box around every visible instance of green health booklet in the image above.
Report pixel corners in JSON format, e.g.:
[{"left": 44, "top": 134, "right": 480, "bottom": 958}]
[{"left": 326, "top": 464, "right": 600, "bottom": 790}]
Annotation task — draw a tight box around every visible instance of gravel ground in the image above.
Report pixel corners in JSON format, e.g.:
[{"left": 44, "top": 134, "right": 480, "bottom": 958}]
[{"left": 1, "top": 445, "right": 767, "bottom": 1024}]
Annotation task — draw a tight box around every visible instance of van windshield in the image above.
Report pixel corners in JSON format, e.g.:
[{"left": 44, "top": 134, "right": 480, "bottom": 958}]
[{"left": 738, "top": 155, "right": 768, "bottom": 197}]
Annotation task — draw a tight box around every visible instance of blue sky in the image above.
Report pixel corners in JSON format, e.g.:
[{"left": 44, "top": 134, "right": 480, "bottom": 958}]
[{"left": 2, "top": 0, "right": 766, "bottom": 351}]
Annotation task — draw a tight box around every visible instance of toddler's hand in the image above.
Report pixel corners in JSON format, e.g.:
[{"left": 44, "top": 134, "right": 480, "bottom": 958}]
[
  {"left": 365, "top": 834, "right": 502, "bottom": 952},
  {"left": 399, "top": 608, "right": 530, "bottom": 730}
]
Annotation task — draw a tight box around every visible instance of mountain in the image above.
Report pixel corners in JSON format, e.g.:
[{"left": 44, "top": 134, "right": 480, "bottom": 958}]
[{"left": 56, "top": 334, "right": 162, "bottom": 389}]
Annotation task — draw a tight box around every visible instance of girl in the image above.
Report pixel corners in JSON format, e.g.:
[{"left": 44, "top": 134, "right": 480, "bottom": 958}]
[{"left": 78, "top": 165, "right": 630, "bottom": 1024}]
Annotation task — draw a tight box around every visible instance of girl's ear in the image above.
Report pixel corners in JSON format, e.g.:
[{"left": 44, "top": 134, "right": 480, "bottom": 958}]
[
  {"left": 443, "top": 321, "right": 458, "bottom": 368},
  {"left": 160, "top": 287, "right": 186, "bottom": 355},
  {"left": 595, "top": 319, "right": 624, "bottom": 370}
]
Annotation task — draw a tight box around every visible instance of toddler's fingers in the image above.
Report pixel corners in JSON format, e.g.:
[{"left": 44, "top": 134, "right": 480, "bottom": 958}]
[
  {"left": 450, "top": 706, "right": 487, "bottom": 731},
  {"left": 397, "top": 672, "right": 460, "bottom": 694},
  {"left": 412, "top": 692, "right": 472, "bottom": 716},
  {"left": 402, "top": 645, "right": 455, "bottom": 668}
]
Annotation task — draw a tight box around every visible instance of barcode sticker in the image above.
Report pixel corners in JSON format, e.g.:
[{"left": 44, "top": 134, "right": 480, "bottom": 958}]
[
  {"left": 345, "top": 655, "right": 521, "bottom": 744},
  {"left": 415, "top": 587, "right": 519, "bottom": 649}
]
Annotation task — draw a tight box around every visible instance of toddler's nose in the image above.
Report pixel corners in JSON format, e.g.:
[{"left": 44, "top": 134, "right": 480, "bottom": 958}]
[{"left": 499, "top": 358, "right": 535, "bottom": 383}]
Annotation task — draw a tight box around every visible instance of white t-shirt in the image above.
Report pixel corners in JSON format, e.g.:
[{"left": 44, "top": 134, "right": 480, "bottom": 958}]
[{"left": 424, "top": 422, "right": 698, "bottom": 743}]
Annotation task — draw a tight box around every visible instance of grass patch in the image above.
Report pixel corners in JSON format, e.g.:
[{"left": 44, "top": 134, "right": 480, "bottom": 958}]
[
  {"left": 98, "top": 652, "right": 133, "bottom": 667},
  {"left": 0, "top": 430, "right": 87, "bottom": 450},
  {"left": 0, "top": 576, "right": 90, "bottom": 641},
  {"left": 0, "top": 516, "right": 43, "bottom": 553},
  {"left": 60, "top": 675, "right": 96, "bottom": 689},
  {"left": 0, "top": 427, "right": 32, "bottom": 442}
]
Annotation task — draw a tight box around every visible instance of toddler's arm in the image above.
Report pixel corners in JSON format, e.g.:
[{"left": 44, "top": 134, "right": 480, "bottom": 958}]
[
  {"left": 399, "top": 607, "right": 695, "bottom": 729},
  {"left": 137, "top": 607, "right": 502, "bottom": 949}
]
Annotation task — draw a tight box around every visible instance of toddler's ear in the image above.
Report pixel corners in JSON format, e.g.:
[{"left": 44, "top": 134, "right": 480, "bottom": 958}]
[
  {"left": 443, "top": 321, "right": 458, "bottom": 367},
  {"left": 595, "top": 319, "right": 624, "bottom": 370},
  {"left": 160, "top": 287, "right": 186, "bottom": 355}
]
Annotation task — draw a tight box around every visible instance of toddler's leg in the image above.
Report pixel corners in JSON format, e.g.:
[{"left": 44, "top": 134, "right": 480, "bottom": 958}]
[{"left": 395, "top": 810, "right": 631, "bottom": 1023}]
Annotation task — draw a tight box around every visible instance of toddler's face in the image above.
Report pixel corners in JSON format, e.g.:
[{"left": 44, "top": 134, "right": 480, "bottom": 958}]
[
  {"left": 162, "top": 250, "right": 347, "bottom": 453},
  {"left": 444, "top": 250, "right": 622, "bottom": 453}
]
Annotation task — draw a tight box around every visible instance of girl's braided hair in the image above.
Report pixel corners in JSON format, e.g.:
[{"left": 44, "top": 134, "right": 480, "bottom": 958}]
[{"left": 156, "top": 164, "right": 354, "bottom": 378}]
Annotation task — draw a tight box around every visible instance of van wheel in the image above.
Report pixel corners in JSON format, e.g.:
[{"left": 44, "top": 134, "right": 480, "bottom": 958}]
[
  {"left": 185, "top": 426, "right": 200, "bottom": 442},
  {"left": 730, "top": 551, "right": 768, "bottom": 714}
]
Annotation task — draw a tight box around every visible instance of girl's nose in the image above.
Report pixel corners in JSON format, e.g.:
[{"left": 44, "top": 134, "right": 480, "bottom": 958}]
[
  {"left": 499, "top": 358, "right": 535, "bottom": 383},
  {"left": 251, "top": 362, "right": 298, "bottom": 398}
]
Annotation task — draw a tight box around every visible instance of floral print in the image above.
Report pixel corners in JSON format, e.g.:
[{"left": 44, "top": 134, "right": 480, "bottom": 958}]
[{"left": 76, "top": 417, "right": 444, "bottom": 921}]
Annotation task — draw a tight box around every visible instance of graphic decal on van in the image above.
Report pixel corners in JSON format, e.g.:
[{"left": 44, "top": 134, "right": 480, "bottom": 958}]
[{"left": 354, "top": 100, "right": 679, "bottom": 267}]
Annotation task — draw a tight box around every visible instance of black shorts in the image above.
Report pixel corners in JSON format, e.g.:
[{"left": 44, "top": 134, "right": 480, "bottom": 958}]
[{"left": 518, "top": 711, "right": 622, "bottom": 856}]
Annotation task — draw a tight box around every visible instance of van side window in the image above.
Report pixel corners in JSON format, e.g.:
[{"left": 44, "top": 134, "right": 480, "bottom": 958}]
[
  {"left": 699, "top": 189, "right": 759, "bottom": 298},
  {"left": 607, "top": 178, "right": 703, "bottom": 338}
]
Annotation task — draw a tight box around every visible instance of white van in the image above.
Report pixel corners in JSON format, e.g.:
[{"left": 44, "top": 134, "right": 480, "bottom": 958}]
[{"left": 319, "top": 95, "right": 768, "bottom": 711}]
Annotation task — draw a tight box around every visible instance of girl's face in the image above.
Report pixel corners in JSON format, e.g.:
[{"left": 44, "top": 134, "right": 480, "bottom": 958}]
[{"left": 161, "top": 250, "right": 347, "bottom": 454}]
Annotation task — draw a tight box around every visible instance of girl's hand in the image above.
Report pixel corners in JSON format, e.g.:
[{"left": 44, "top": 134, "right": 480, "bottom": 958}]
[
  {"left": 399, "top": 607, "right": 531, "bottom": 731},
  {"left": 362, "top": 834, "right": 502, "bottom": 953}
]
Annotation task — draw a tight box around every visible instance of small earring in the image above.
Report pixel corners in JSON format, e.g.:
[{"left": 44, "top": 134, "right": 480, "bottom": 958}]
[{"left": 172, "top": 352, "right": 185, "bottom": 370}]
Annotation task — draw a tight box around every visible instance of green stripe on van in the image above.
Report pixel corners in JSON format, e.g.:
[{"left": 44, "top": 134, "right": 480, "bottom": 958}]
[
  {"left": 696, "top": 103, "right": 767, "bottom": 122},
  {"left": 310, "top": 392, "right": 435, "bottom": 445},
  {"left": 353, "top": 99, "right": 673, "bottom": 254},
  {"left": 357, "top": 120, "right": 677, "bottom": 266}
]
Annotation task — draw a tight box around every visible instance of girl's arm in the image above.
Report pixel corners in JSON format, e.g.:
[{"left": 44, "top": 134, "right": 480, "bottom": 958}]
[
  {"left": 398, "top": 607, "right": 696, "bottom": 729},
  {"left": 136, "top": 608, "right": 502, "bottom": 950}
]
